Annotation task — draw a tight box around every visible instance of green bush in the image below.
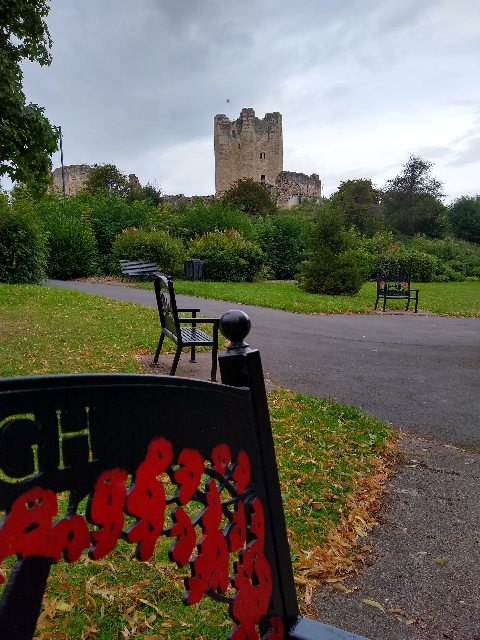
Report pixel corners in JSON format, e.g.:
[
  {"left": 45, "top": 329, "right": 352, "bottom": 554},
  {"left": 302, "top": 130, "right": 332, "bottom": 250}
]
[
  {"left": 45, "top": 215, "right": 98, "bottom": 279},
  {"left": 255, "top": 214, "right": 308, "bottom": 279},
  {"left": 408, "top": 234, "right": 480, "bottom": 277},
  {"left": 187, "top": 229, "right": 264, "bottom": 282},
  {"left": 448, "top": 195, "right": 480, "bottom": 244},
  {"left": 297, "top": 202, "right": 370, "bottom": 295},
  {"left": 112, "top": 228, "right": 185, "bottom": 276},
  {"left": 374, "top": 249, "right": 439, "bottom": 282},
  {"left": 36, "top": 192, "right": 157, "bottom": 274},
  {"left": 183, "top": 198, "right": 255, "bottom": 241},
  {"left": 298, "top": 248, "right": 369, "bottom": 295},
  {"left": 0, "top": 192, "right": 48, "bottom": 284}
]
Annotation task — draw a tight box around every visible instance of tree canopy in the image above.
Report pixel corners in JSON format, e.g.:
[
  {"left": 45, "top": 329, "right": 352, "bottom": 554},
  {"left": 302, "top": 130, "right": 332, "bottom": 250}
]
[
  {"left": 330, "top": 179, "right": 384, "bottom": 236},
  {"left": 381, "top": 155, "right": 446, "bottom": 237},
  {"left": 222, "top": 178, "right": 278, "bottom": 216},
  {"left": 0, "top": 0, "right": 58, "bottom": 196},
  {"left": 448, "top": 195, "right": 480, "bottom": 244}
]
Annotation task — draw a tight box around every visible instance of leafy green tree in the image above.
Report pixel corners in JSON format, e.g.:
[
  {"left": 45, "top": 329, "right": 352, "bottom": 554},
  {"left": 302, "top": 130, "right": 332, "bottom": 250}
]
[
  {"left": 255, "top": 214, "right": 307, "bottom": 279},
  {"left": 222, "top": 178, "right": 277, "bottom": 216},
  {"left": 381, "top": 155, "right": 446, "bottom": 237},
  {"left": 85, "top": 164, "right": 129, "bottom": 197},
  {"left": 448, "top": 195, "right": 480, "bottom": 244},
  {"left": 141, "top": 182, "right": 163, "bottom": 206},
  {"left": 331, "top": 179, "right": 384, "bottom": 236},
  {"left": 0, "top": 0, "right": 58, "bottom": 196},
  {"left": 298, "top": 202, "right": 371, "bottom": 295},
  {"left": 0, "top": 189, "right": 48, "bottom": 283}
]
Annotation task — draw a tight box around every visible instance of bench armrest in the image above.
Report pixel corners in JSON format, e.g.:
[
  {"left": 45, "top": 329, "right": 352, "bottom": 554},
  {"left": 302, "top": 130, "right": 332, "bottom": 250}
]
[
  {"left": 177, "top": 318, "right": 220, "bottom": 324},
  {"left": 176, "top": 308, "right": 201, "bottom": 313}
]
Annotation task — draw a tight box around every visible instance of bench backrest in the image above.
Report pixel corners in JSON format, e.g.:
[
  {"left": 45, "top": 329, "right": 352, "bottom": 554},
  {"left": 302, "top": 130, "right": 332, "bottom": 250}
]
[
  {"left": 0, "top": 315, "right": 370, "bottom": 640},
  {"left": 376, "top": 274, "right": 411, "bottom": 296},
  {"left": 154, "top": 273, "right": 181, "bottom": 339},
  {"left": 119, "top": 260, "right": 159, "bottom": 277},
  {"left": 0, "top": 322, "right": 299, "bottom": 640}
]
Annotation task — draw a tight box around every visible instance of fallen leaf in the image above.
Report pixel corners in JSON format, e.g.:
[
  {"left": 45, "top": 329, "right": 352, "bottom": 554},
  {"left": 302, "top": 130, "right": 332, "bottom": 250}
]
[
  {"left": 406, "top": 618, "right": 418, "bottom": 625},
  {"left": 361, "top": 545, "right": 373, "bottom": 551},
  {"left": 416, "top": 551, "right": 428, "bottom": 556},
  {"left": 56, "top": 602, "right": 72, "bottom": 612},
  {"left": 333, "top": 583, "right": 357, "bottom": 594},
  {"left": 434, "top": 557, "right": 447, "bottom": 564},
  {"left": 362, "top": 599, "right": 385, "bottom": 612},
  {"left": 388, "top": 608, "right": 407, "bottom": 616}
]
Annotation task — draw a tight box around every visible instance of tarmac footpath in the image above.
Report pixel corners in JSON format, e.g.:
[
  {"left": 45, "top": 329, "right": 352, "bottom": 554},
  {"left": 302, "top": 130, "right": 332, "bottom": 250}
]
[{"left": 143, "top": 351, "right": 480, "bottom": 640}]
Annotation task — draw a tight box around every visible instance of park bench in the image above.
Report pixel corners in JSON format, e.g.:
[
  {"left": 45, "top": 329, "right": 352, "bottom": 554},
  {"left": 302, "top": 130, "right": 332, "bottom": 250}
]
[
  {"left": 153, "top": 273, "right": 220, "bottom": 381},
  {"left": 375, "top": 274, "right": 419, "bottom": 312},
  {"left": 0, "top": 311, "right": 370, "bottom": 640},
  {"left": 119, "top": 259, "right": 161, "bottom": 281}
]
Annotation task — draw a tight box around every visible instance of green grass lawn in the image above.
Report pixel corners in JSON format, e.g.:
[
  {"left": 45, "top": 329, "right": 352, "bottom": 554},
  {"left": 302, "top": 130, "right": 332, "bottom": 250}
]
[
  {"left": 0, "top": 283, "right": 396, "bottom": 638},
  {"left": 133, "top": 279, "right": 480, "bottom": 317}
]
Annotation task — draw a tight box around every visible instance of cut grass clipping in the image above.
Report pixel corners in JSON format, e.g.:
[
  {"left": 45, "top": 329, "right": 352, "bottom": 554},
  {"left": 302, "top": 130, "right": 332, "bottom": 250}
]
[
  {"left": 0, "top": 284, "right": 397, "bottom": 637},
  {"left": 133, "top": 279, "right": 480, "bottom": 317}
]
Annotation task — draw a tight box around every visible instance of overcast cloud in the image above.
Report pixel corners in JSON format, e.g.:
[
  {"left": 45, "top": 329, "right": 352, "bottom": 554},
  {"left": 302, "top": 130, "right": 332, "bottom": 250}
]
[{"left": 18, "top": 0, "right": 480, "bottom": 201}]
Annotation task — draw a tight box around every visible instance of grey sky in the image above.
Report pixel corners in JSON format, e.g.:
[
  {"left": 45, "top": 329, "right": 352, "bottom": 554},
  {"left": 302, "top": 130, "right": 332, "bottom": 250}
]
[{"left": 20, "top": 0, "right": 480, "bottom": 201}]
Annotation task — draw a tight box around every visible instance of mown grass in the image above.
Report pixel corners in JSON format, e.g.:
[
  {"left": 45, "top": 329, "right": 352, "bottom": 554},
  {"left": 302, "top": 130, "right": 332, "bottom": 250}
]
[
  {"left": 0, "top": 283, "right": 396, "bottom": 638},
  {"left": 133, "top": 280, "right": 480, "bottom": 317},
  {"left": 0, "top": 284, "right": 223, "bottom": 378}
]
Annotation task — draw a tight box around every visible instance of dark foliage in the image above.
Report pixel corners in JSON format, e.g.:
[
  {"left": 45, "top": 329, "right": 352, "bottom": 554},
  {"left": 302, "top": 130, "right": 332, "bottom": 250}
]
[
  {"left": 222, "top": 178, "right": 278, "bottom": 216},
  {"left": 0, "top": 0, "right": 59, "bottom": 196},
  {"left": 381, "top": 155, "right": 446, "bottom": 237}
]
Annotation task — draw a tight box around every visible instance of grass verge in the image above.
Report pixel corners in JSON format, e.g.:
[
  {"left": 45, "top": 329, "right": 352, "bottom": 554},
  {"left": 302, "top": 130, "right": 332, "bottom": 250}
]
[
  {"left": 0, "top": 284, "right": 397, "bottom": 637},
  {"left": 133, "top": 280, "right": 480, "bottom": 317}
]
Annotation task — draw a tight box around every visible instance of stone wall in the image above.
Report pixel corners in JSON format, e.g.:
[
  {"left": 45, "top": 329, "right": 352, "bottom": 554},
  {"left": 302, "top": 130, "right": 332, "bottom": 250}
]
[
  {"left": 214, "top": 108, "right": 283, "bottom": 196},
  {"left": 48, "top": 164, "right": 92, "bottom": 196},
  {"left": 275, "top": 171, "right": 321, "bottom": 206}
]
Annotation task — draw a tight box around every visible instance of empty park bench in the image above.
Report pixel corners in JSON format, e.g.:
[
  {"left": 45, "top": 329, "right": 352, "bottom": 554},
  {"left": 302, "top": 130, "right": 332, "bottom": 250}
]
[
  {"left": 153, "top": 273, "right": 220, "bottom": 381},
  {"left": 375, "top": 274, "right": 419, "bottom": 313},
  {"left": 0, "top": 311, "right": 370, "bottom": 640},
  {"left": 119, "top": 259, "right": 161, "bottom": 281}
]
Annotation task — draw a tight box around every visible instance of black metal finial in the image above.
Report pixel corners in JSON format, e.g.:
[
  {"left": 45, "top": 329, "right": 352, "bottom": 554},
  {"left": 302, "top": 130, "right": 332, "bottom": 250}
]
[{"left": 220, "top": 310, "right": 251, "bottom": 351}]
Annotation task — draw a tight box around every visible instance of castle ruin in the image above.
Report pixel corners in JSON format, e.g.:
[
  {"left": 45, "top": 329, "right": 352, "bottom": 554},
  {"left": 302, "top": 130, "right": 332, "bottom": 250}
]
[
  {"left": 214, "top": 108, "right": 321, "bottom": 206},
  {"left": 48, "top": 164, "right": 92, "bottom": 196}
]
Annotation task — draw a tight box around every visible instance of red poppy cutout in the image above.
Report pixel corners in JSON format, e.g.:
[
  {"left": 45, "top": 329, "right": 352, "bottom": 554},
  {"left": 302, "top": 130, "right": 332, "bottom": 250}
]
[
  {"left": 174, "top": 448, "right": 205, "bottom": 504},
  {"left": 125, "top": 438, "right": 173, "bottom": 560},
  {"left": 88, "top": 468, "right": 127, "bottom": 559}
]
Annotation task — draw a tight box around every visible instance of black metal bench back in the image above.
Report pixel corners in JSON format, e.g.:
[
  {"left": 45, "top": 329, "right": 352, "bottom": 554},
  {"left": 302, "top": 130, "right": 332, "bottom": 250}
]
[
  {"left": 0, "top": 321, "right": 370, "bottom": 640},
  {"left": 154, "top": 273, "right": 180, "bottom": 338},
  {"left": 376, "top": 274, "right": 411, "bottom": 297}
]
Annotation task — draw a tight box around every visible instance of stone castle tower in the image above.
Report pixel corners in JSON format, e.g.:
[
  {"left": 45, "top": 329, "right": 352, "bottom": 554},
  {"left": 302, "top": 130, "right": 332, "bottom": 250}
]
[{"left": 214, "top": 108, "right": 283, "bottom": 195}]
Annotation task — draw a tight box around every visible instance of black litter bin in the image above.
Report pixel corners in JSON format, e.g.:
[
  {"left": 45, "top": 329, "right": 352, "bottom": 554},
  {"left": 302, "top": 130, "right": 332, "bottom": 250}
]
[{"left": 184, "top": 258, "right": 204, "bottom": 281}]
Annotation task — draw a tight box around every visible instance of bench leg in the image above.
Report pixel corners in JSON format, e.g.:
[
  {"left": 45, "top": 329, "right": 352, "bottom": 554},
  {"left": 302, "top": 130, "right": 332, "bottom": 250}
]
[
  {"left": 414, "top": 293, "right": 418, "bottom": 313},
  {"left": 170, "top": 346, "right": 182, "bottom": 376},
  {"left": 153, "top": 333, "right": 165, "bottom": 364},
  {"left": 383, "top": 295, "right": 387, "bottom": 312},
  {"left": 190, "top": 313, "right": 197, "bottom": 363}
]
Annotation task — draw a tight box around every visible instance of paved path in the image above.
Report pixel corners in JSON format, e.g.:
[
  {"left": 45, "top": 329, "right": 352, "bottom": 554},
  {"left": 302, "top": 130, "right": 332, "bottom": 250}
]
[{"left": 46, "top": 280, "right": 480, "bottom": 452}]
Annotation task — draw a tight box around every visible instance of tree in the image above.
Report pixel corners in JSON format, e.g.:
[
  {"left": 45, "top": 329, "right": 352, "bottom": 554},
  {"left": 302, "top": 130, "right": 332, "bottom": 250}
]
[
  {"left": 85, "top": 164, "right": 130, "bottom": 197},
  {"left": 381, "top": 155, "right": 446, "bottom": 237},
  {"left": 222, "top": 178, "right": 277, "bottom": 216},
  {"left": 297, "top": 202, "right": 372, "bottom": 295},
  {"left": 330, "top": 179, "right": 384, "bottom": 236},
  {"left": 448, "top": 196, "right": 480, "bottom": 244},
  {"left": 0, "top": 0, "right": 59, "bottom": 196}
]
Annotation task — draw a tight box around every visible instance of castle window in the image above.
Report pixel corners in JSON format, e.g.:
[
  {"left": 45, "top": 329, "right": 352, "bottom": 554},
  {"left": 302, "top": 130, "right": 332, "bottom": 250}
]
[
  {"left": 260, "top": 152, "right": 266, "bottom": 159},
  {"left": 260, "top": 175, "right": 265, "bottom": 183},
  {"left": 232, "top": 130, "right": 236, "bottom": 139}
]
